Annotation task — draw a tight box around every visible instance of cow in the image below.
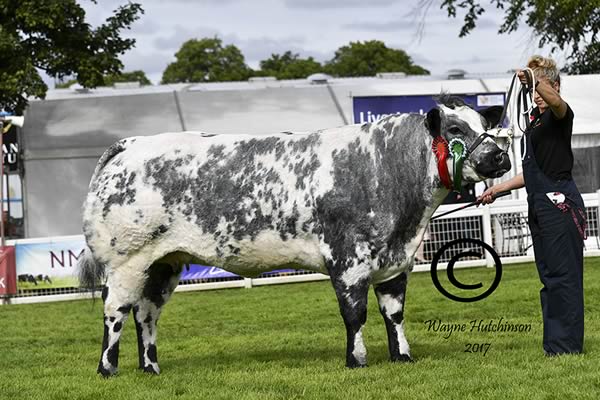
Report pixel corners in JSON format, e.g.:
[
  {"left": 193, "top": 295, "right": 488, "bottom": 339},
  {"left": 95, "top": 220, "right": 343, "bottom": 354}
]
[
  {"left": 18, "top": 274, "right": 37, "bottom": 286},
  {"left": 36, "top": 274, "right": 52, "bottom": 284},
  {"left": 79, "top": 96, "right": 510, "bottom": 377}
]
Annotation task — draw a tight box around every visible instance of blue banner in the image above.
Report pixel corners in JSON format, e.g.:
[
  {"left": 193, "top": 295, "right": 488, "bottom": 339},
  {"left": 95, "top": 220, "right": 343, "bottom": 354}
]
[{"left": 352, "top": 93, "right": 505, "bottom": 124}]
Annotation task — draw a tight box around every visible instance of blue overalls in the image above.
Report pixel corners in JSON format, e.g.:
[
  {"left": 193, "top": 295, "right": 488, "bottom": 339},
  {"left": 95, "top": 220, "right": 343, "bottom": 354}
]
[{"left": 522, "top": 128, "right": 586, "bottom": 355}]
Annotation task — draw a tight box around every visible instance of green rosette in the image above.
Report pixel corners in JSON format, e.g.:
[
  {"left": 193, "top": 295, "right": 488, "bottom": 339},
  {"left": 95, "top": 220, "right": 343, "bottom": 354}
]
[{"left": 448, "top": 138, "right": 467, "bottom": 192}]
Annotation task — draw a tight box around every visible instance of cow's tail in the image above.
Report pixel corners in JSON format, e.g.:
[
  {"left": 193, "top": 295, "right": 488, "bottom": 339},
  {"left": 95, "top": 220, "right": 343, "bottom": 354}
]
[
  {"left": 78, "top": 246, "right": 105, "bottom": 299},
  {"left": 89, "top": 139, "right": 129, "bottom": 186}
]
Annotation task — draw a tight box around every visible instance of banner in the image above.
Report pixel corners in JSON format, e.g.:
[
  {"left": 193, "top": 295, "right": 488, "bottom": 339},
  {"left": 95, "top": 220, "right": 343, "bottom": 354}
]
[
  {"left": 3, "top": 124, "right": 20, "bottom": 173},
  {"left": 13, "top": 236, "right": 303, "bottom": 289},
  {"left": 352, "top": 93, "right": 505, "bottom": 124},
  {"left": 0, "top": 246, "right": 16, "bottom": 295},
  {"left": 15, "top": 238, "right": 85, "bottom": 289},
  {"left": 181, "top": 264, "right": 239, "bottom": 280}
]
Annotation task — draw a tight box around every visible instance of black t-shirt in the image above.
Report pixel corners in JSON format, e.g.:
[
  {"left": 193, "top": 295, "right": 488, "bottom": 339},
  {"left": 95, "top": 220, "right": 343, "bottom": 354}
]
[{"left": 527, "top": 104, "right": 575, "bottom": 181}]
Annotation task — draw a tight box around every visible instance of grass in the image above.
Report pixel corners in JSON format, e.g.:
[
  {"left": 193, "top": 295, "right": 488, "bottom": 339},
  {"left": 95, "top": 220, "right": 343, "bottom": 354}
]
[
  {"left": 1, "top": 258, "right": 600, "bottom": 400},
  {"left": 17, "top": 276, "right": 77, "bottom": 290}
]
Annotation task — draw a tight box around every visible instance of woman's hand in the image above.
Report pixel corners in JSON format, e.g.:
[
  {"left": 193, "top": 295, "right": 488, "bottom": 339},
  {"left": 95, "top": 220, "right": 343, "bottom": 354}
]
[
  {"left": 478, "top": 186, "right": 499, "bottom": 205},
  {"left": 517, "top": 69, "right": 529, "bottom": 85},
  {"left": 517, "top": 69, "right": 534, "bottom": 86}
]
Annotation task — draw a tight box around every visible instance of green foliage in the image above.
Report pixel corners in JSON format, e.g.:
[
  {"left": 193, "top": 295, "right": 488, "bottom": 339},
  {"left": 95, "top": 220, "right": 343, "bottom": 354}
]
[
  {"left": 0, "top": 0, "right": 143, "bottom": 112},
  {"left": 439, "top": 0, "right": 600, "bottom": 73},
  {"left": 562, "top": 43, "right": 600, "bottom": 75},
  {"left": 257, "top": 51, "right": 323, "bottom": 79},
  {"left": 103, "top": 70, "right": 151, "bottom": 86},
  {"left": 325, "top": 40, "right": 430, "bottom": 77},
  {"left": 55, "top": 70, "right": 151, "bottom": 89},
  {"left": 161, "top": 37, "right": 253, "bottom": 84},
  {"left": 1, "top": 258, "right": 600, "bottom": 399}
]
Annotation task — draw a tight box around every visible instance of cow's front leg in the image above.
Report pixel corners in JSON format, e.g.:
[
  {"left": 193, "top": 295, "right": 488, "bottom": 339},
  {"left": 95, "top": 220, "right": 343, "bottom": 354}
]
[
  {"left": 329, "top": 261, "right": 371, "bottom": 368},
  {"left": 374, "top": 272, "right": 413, "bottom": 362}
]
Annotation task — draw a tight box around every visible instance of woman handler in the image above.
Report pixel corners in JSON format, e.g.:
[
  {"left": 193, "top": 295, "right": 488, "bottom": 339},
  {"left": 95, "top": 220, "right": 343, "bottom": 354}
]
[{"left": 479, "top": 55, "right": 586, "bottom": 356}]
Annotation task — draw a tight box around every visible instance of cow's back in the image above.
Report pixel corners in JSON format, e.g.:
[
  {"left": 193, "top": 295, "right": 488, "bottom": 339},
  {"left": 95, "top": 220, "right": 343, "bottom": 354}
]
[{"left": 83, "top": 128, "right": 364, "bottom": 276}]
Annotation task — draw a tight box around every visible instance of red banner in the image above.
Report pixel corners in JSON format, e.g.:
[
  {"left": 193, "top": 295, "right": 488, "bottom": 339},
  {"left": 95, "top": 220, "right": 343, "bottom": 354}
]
[{"left": 0, "top": 246, "right": 16, "bottom": 296}]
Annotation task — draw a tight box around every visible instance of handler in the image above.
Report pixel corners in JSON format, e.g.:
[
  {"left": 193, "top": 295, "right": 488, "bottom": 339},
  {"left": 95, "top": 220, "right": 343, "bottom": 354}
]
[{"left": 479, "top": 55, "right": 586, "bottom": 356}]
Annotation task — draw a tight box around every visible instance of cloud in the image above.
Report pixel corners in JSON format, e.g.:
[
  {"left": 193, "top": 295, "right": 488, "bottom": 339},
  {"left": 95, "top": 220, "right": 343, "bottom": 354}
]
[
  {"left": 234, "top": 36, "right": 332, "bottom": 67},
  {"left": 151, "top": 27, "right": 331, "bottom": 68},
  {"left": 285, "top": 0, "right": 395, "bottom": 9},
  {"left": 342, "top": 19, "right": 417, "bottom": 32},
  {"left": 153, "top": 26, "right": 221, "bottom": 51},
  {"left": 120, "top": 51, "right": 172, "bottom": 79},
  {"left": 130, "top": 18, "right": 162, "bottom": 35}
]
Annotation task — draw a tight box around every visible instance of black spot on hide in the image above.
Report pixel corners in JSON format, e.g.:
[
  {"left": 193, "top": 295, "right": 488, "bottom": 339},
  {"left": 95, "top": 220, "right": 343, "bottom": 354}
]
[
  {"left": 150, "top": 224, "right": 169, "bottom": 240},
  {"left": 142, "top": 263, "right": 178, "bottom": 308},
  {"left": 102, "top": 169, "right": 137, "bottom": 217},
  {"left": 107, "top": 343, "right": 119, "bottom": 368},
  {"left": 147, "top": 344, "right": 158, "bottom": 364},
  {"left": 315, "top": 115, "right": 432, "bottom": 271},
  {"left": 117, "top": 305, "right": 132, "bottom": 314},
  {"left": 144, "top": 134, "right": 322, "bottom": 242}
]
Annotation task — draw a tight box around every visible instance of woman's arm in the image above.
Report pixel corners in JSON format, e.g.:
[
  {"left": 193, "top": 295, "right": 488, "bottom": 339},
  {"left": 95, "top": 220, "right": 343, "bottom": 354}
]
[
  {"left": 535, "top": 79, "right": 568, "bottom": 119},
  {"left": 477, "top": 173, "right": 525, "bottom": 204},
  {"left": 517, "top": 70, "right": 568, "bottom": 119}
]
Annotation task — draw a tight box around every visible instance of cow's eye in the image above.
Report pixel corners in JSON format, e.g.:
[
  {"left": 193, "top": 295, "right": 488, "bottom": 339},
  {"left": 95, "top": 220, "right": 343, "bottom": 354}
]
[{"left": 448, "top": 126, "right": 462, "bottom": 135}]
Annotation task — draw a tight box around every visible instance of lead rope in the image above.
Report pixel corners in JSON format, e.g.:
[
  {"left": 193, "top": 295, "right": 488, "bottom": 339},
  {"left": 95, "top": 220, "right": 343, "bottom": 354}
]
[{"left": 492, "top": 68, "right": 536, "bottom": 152}]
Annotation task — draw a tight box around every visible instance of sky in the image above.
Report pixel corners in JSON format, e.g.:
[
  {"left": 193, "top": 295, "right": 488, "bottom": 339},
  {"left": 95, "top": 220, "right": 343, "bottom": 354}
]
[{"left": 69, "top": 0, "right": 567, "bottom": 86}]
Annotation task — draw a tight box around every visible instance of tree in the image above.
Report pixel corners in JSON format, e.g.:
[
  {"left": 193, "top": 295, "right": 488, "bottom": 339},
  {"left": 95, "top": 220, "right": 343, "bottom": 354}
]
[
  {"left": 436, "top": 0, "right": 600, "bottom": 74},
  {"left": 325, "top": 40, "right": 430, "bottom": 77},
  {"left": 104, "top": 70, "right": 151, "bottom": 86},
  {"left": 563, "top": 43, "right": 600, "bottom": 75},
  {"left": 161, "top": 38, "right": 252, "bottom": 84},
  {"left": 55, "top": 70, "right": 152, "bottom": 89},
  {"left": 0, "top": 0, "right": 143, "bottom": 112},
  {"left": 258, "top": 51, "right": 323, "bottom": 79}
]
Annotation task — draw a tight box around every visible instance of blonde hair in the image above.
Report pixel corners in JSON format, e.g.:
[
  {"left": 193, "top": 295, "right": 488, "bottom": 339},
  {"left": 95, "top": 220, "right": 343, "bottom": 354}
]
[{"left": 527, "top": 55, "right": 560, "bottom": 86}]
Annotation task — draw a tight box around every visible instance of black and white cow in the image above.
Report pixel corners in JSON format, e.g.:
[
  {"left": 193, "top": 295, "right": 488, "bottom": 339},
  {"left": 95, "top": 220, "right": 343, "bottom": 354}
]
[{"left": 79, "top": 96, "right": 510, "bottom": 377}]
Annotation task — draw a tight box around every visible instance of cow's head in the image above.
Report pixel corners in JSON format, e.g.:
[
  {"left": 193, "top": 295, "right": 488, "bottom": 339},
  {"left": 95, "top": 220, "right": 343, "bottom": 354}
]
[{"left": 424, "top": 96, "right": 511, "bottom": 184}]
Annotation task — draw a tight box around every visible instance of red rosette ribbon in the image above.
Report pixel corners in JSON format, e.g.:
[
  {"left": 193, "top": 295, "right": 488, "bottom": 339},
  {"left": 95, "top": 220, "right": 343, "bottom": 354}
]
[{"left": 432, "top": 136, "right": 452, "bottom": 190}]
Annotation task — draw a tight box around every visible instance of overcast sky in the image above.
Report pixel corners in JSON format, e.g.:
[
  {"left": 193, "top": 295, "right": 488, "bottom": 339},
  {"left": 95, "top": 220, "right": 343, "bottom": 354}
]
[{"left": 71, "top": 0, "right": 566, "bottom": 85}]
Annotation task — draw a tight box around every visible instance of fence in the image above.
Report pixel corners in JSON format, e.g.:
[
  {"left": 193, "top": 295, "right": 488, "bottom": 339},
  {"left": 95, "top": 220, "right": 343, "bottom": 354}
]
[{"left": 2, "top": 190, "right": 599, "bottom": 305}]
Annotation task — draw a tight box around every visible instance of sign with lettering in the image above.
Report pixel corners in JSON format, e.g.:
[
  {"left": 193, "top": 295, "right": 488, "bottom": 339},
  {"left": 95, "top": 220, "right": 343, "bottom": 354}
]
[
  {"left": 352, "top": 93, "right": 505, "bottom": 124},
  {"left": 3, "top": 124, "right": 19, "bottom": 173},
  {"left": 12, "top": 236, "right": 301, "bottom": 289},
  {"left": 15, "top": 238, "right": 85, "bottom": 289}
]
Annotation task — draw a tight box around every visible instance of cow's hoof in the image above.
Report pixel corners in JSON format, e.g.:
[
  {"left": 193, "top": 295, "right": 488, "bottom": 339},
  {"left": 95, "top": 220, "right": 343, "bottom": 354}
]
[
  {"left": 141, "top": 364, "right": 161, "bottom": 375},
  {"left": 97, "top": 363, "right": 118, "bottom": 378},
  {"left": 391, "top": 354, "right": 414, "bottom": 363}
]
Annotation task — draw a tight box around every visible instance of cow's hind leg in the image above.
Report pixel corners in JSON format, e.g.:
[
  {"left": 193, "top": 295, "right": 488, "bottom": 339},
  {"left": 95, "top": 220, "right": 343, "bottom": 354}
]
[
  {"left": 98, "top": 282, "right": 136, "bottom": 377},
  {"left": 374, "top": 272, "right": 413, "bottom": 362},
  {"left": 133, "top": 262, "right": 181, "bottom": 374},
  {"left": 329, "top": 262, "right": 371, "bottom": 368}
]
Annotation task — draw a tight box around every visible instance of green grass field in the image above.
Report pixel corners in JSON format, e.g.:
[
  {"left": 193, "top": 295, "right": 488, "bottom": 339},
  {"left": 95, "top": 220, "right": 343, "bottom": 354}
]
[{"left": 1, "top": 258, "right": 600, "bottom": 400}]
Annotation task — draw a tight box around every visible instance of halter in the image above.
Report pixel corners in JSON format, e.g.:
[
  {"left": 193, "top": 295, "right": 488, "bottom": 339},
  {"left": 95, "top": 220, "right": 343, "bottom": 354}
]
[
  {"left": 432, "top": 132, "right": 496, "bottom": 192},
  {"left": 433, "top": 70, "right": 536, "bottom": 192}
]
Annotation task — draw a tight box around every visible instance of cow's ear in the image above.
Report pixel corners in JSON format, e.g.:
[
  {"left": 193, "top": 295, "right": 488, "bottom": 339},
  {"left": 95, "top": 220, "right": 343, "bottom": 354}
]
[
  {"left": 479, "top": 105, "right": 504, "bottom": 128},
  {"left": 425, "top": 108, "right": 441, "bottom": 138}
]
